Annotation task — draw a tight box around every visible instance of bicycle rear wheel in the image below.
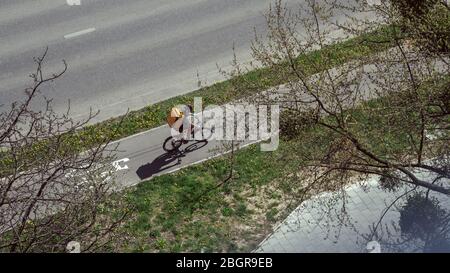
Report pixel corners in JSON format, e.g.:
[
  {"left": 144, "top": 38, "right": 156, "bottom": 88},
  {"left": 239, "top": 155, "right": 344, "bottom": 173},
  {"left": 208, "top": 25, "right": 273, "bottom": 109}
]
[{"left": 163, "top": 136, "right": 182, "bottom": 152}]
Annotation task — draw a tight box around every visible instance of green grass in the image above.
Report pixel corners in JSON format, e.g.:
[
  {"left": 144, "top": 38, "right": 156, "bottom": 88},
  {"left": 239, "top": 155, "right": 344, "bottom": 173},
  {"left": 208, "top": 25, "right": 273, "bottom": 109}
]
[
  {"left": 116, "top": 146, "right": 296, "bottom": 252},
  {"left": 266, "top": 208, "right": 279, "bottom": 223}
]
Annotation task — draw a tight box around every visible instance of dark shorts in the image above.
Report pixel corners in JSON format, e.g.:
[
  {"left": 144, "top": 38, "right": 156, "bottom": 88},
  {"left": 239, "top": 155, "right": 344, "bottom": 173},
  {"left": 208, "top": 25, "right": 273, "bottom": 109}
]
[{"left": 178, "top": 124, "right": 194, "bottom": 136}]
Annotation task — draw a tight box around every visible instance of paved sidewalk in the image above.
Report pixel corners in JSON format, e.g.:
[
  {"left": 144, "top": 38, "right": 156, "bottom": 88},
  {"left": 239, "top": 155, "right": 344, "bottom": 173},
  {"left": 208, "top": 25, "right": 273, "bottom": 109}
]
[{"left": 255, "top": 173, "right": 450, "bottom": 253}]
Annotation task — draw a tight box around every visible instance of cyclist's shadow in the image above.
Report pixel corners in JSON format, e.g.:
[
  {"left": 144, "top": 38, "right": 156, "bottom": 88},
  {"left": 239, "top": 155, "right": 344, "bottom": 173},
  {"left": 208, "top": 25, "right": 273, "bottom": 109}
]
[{"left": 136, "top": 141, "right": 208, "bottom": 180}]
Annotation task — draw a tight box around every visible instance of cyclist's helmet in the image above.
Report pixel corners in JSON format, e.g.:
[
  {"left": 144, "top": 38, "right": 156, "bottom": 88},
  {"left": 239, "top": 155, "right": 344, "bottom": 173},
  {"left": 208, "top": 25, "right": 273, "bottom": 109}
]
[{"left": 170, "top": 107, "right": 183, "bottom": 118}]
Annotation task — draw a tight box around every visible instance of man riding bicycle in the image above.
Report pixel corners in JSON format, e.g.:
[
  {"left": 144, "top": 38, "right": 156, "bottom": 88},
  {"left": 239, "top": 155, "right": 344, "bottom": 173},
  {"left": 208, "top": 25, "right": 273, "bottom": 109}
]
[
  {"left": 163, "top": 104, "right": 212, "bottom": 153},
  {"left": 167, "top": 104, "right": 194, "bottom": 144}
]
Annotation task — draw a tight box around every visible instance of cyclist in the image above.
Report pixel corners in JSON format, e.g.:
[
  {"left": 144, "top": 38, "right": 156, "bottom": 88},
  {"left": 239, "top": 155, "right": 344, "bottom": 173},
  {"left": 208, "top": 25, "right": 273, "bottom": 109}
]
[{"left": 167, "top": 104, "right": 193, "bottom": 143}]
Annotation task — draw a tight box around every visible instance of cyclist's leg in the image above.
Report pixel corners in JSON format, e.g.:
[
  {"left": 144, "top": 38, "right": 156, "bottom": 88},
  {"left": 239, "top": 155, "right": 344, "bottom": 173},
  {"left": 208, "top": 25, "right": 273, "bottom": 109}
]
[
  {"left": 191, "top": 123, "right": 202, "bottom": 139},
  {"left": 169, "top": 122, "right": 184, "bottom": 142},
  {"left": 180, "top": 115, "right": 193, "bottom": 142},
  {"left": 181, "top": 125, "right": 190, "bottom": 143},
  {"left": 191, "top": 115, "right": 209, "bottom": 140}
]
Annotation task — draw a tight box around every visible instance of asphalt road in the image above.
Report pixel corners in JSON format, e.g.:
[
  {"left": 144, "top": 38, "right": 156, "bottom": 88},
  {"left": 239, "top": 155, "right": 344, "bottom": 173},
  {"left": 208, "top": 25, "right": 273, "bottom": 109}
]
[{"left": 0, "top": 0, "right": 365, "bottom": 123}]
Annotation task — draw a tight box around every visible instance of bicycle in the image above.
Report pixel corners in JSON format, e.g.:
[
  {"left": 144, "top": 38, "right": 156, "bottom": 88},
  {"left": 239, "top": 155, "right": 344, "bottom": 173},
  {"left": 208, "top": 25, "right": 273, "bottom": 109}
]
[{"left": 162, "top": 116, "right": 214, "bottom": 153}]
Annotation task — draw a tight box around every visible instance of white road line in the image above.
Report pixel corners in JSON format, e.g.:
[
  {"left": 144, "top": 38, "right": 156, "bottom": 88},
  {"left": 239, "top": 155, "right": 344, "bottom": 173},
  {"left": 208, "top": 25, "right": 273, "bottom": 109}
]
[
  {"left": 67, "top": 0, "right": 82, "bottom": 5},
  {"left": 64, "top": 28, "right": 96, "bottom": 39},
  {"left": 109, "top": 124, "right": 169, "bottom": 145}
]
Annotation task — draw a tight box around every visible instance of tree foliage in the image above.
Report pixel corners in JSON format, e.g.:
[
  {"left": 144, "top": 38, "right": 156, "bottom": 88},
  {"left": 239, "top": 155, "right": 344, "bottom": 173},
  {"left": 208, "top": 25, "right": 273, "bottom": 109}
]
[
  {"left": 225, "top": 0, "right": 450, "bottom": 198},
  {"left": 0, "top": 49, "right": 130, "bottom": 252}
]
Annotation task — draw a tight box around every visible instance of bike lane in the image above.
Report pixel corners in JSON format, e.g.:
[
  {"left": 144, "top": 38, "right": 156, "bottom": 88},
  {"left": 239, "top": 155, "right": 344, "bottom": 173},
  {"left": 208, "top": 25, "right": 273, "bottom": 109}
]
[{"left": 109, "top": 121, "right": 260, "bottom": 190}]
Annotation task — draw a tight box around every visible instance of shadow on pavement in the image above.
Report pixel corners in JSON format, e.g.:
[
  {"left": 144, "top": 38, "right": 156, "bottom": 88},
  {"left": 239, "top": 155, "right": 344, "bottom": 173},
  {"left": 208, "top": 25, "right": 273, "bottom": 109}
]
[{"left": 136, "top": 140, "right": 208, "bottom": 180}]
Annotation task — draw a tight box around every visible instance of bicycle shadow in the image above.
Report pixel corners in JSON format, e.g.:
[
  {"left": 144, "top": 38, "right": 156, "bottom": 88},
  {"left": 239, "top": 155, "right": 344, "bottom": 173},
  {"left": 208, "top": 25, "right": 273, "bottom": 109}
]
[{"left": 136, "top": 140, "right": 208, "bottom": 180}]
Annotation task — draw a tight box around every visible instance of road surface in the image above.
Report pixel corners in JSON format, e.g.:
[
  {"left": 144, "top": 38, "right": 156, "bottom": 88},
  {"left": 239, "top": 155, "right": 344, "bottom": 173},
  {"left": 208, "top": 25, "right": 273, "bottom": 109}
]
[{"left": 0, "top": 0, "right": 366, "bottom": 123}]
